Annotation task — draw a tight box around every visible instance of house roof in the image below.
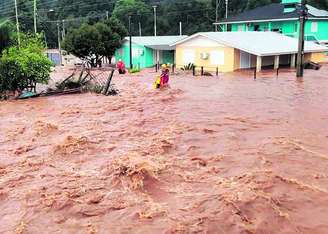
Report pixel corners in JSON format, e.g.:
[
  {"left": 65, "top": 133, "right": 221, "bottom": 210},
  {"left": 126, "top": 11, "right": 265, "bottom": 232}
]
[
  {"left": 172, "top": 32, "right": 328, "bottom": 56},
  {"left": 124, "top": 36, "right": 188, "bottom": 50},
  {"left": 215, "top": 3, "right": 328, "bottom": 24}
]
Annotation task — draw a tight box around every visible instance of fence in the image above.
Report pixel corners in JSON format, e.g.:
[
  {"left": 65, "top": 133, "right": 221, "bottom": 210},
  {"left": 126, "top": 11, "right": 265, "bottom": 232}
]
[
  {"left": 153, "top": 63, "right": 284, "bottom": 79},
  {"left": 162, "top": 64, "right": 221, "bottom": 77}
]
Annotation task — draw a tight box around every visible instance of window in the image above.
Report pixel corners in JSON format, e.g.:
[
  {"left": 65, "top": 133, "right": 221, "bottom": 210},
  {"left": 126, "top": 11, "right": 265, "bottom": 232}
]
[
  {"left": 183, "top": 50, "right": 195, "bottom": 64},
  {"left": 254, "top": 25, "right": 260, "bottom": 31},
  {"left": 132, "top": 48, "right": 143, "bottom": 57},
  {"left": 311, "top": 22, "right": 318, "bottom": 33},
  {"left": 210, "top": 51, "right": 225, "bottom": 65}
]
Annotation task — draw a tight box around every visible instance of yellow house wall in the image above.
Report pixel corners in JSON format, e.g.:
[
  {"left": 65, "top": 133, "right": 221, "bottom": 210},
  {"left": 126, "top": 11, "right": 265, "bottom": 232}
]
[
  {"left": 305, "top": 52, "right": 326, "bottom": 63},
  {"left": 234, "top": 49, "right": 241, "bottom": 70},
  {"left": 175, "top": 45, "right": 236, "bottom": 72}
]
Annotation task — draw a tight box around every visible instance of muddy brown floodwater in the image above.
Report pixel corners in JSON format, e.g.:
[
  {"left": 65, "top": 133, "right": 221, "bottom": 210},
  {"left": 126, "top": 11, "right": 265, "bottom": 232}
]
[{"left": 1, "top": 65, "right": 328, "bottom": 233}]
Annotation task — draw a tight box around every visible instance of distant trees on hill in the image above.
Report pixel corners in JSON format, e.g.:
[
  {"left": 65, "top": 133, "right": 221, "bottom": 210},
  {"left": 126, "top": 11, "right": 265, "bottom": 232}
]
[{"left": 0, "top": 0, "right": 327, "bottom": 48}]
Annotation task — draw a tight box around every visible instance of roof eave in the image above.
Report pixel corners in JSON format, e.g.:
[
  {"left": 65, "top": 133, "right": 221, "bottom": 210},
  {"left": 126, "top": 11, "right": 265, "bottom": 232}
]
[
  {"left": 215, "top": 16, "right": 328, "bottom": 25},
  {"left": 259, "top": 49, "right": 328, "bottom": 57},
  {"left": 170, "top": 33, "right": 204, "bottom": 46},
  {"left": 214, "top": 18, "right": 298, "bottom": 25}
]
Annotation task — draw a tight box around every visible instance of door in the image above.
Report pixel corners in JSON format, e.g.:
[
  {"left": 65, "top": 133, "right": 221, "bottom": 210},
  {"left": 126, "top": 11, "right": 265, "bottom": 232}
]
[{"left": 240, "top": 51, "right": 251, "bottom": 69}]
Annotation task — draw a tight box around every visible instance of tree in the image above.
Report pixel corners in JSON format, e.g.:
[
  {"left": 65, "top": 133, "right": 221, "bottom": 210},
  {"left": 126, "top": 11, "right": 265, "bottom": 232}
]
[
  {"left": 160, "top": 0, "right": 214, "bottom": 35},
  {"left": 56, "top": 0, "right": 114, "bottom": 20},
  {"left": 246, "top": 0, "right": 275, "bottom": 10},
  {"left": 62, "top": 19, "right": 127, "bottom": 67},
  {"left": 0, "top": 34, "right": 53, "bottom": 93},
  {"left": 112, "top": 0, "right": 152, "bottom": 36},
  {"left": 0, "top": 22, "right": 15, "bottom": 55}
]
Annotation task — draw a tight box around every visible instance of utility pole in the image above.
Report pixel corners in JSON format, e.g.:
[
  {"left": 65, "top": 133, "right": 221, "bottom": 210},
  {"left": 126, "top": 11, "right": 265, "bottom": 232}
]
[
  {"left": 129, "top": 16, "right": 133, "bottom": 69},
  {"left": 14, "top": 0, "right": 21, "bottom": 46},
  {"left": 138, "top": 22, "right": 142, "bottom": 36},
  {"left": 34, "top": 0, "right": 37, "bottom": 34},
  {"left": 215, "top": 0, "right": 219, "bottom": 32},
  {"left": 296, "top": 0, "right": 307, "bottom": 78},
  {"left": 153, "top": 5, "right": 157, "bottom": 36},
  {"left": 57, "top": 21, "right": 62, "bottom": 65},
  {"left": 225, "top": 0, "right": 229, "bottom": 19},
  {"left": 62, "top": 20, "right": 65, "bottom": 40},
  {"left": 179, "top": 21, "right": 182, "bottom": 36}
]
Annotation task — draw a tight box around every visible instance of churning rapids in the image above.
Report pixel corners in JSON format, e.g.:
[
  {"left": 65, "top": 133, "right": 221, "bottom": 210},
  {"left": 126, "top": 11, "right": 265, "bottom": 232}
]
[{"left": 1, "top": 65, "right": 328, "bottom": 233}]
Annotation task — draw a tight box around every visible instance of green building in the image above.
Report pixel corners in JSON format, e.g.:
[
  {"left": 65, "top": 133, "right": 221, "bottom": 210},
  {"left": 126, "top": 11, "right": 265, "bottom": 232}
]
[
  {"left": 215, "top": 0, "right": 328, "bottom": 45},
  {"left": 114, "top": 36, "right": 187, "bottom": 69}
]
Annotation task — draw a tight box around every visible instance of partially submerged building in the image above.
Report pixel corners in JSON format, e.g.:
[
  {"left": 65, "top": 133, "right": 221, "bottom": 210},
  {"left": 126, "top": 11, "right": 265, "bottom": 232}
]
[
  {"left": 172, "top": 32, "right": 327, "bottom": 72},
  {"left": 215, "top": 0, "right": 328, "bottom": 45},
  {"left": 114, "top": 36, "right": 187, "bottom": 69}
]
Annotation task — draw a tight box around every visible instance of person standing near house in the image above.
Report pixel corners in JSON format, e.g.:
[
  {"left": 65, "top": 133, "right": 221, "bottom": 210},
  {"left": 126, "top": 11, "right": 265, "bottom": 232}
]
[
  {"left": 117, "top": 59, "right": 126, "bottom": 74},
  {"left": 154, "top": 64, "right": 170, "bottom": 89},
  {"left": 160, "top": 64, "right": 170, "bottom": 87}
]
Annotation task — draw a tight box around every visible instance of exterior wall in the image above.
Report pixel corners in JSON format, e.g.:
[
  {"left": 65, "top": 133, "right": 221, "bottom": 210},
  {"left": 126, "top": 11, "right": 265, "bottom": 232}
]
[
  {"left": 175, "top": 37, "right": 236, "bottom": 72},
  {"left": 176, "top": 46, "right": 236, "bottom": 72},
  {"left": 114, "top": 42, "right": 155, "bottom": 69},
  {"left": 305, "top": 52, "right": 326, "bottom": 63},
  {"left": 304, "top": 20, "right": 328, "bottom": 42},
  {"left": 225, "top": 19, "right": 328, "bottom": 42},
  {"left": 251, "top": 55, "right": 257, "bottom": 68},
  {"left": 234, "top": 49, "right": 241, "bottom": 70},
  {"left": 144, "top": 47, "right": 154, "bottom": 67},
  {"left": 262, "top": 56, "right": 275, "bottom": 67},
  {"left": 162, "top": 50, "right": 175, "bottom": 65}
]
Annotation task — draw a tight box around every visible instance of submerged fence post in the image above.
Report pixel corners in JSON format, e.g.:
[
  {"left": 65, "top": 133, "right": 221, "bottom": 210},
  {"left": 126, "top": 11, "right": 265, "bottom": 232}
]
[
  {"left": 193, "top": 65, "right": 196, "bottom": 76},
  {"left": 102, "top": 69, "right": 115, "bottom": 95},
  {"left": 201, "top": 66, "right": 204, "bottom": 76},
  {"left": 254, "top": 68, "right": 257, "bottom": 80},
  {"left": 216, "top": 67, "right": 219, "bottom": 77},
  {"left": 172, "top": 64, "right": 175, "bottom": 73},
  {"left": 276, "top": 68, "right": 279, "bottom": 77},
  {"left": 155, "top": 64, "right": 158, "bottom": 72}
]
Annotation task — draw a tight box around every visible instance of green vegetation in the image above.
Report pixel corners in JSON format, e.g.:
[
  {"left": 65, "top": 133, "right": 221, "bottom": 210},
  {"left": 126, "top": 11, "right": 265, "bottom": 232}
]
[
  {"left": 181, "top": 63, "right": 195, "bottom": 71},
  {"left": 0, "top": 22, "right": 15, "bottom": 55},
  {"left": 1, "top": 0, "right": 326, "bottom": 49},
  {"left": 62, "top": 18, "right": 127, "bottom": 67},
  {"left": 128, "top": 67, "right": 141, "bottom": 73},
  {"left": 0, "top": 34, "right": 53, "bottom": 94}
]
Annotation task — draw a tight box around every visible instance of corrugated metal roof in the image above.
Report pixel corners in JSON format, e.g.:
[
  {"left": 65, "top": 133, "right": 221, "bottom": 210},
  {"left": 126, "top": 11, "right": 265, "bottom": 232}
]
[
  {"left": 172, "top": 32, "right": 328, "bottom": 56},
  {"left": 307, "top": 5, "right": 328, "bottom": 17},
  {"left": 124, "top": 36, "right": 188, "bottom": 50}
]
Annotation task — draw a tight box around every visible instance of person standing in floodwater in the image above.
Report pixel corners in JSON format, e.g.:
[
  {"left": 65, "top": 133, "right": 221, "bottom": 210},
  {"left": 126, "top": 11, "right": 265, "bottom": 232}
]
[
  {"left": 160, "top": 64, "right": 170, "bottom": 87},
  {"left": 117, "top": 59, "right": 126, "bottom": 74}
]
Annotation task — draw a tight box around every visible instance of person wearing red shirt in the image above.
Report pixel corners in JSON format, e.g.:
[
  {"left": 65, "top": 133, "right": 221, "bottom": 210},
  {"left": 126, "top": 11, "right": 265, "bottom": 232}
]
[{"left": 117, "top": 59, "right": 126, "bottom": 74}]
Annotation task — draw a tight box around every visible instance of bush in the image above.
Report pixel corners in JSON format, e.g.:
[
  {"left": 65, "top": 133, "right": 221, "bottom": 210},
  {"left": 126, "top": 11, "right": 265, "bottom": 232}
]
[
  {"left": 128, "top": 67, "right": 141, "bottom": 74},
  {"left": 181, "top": 63, "right": 194, "bottom": 71},
  {"left": 0, "top": 34, "right": 53, "bottom": 93}
]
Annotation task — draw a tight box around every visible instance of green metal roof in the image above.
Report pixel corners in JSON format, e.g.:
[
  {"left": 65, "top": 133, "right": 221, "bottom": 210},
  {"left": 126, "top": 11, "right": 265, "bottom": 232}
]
[{"left": 124, "top": 36, "right": 188, "bottom": 50}]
